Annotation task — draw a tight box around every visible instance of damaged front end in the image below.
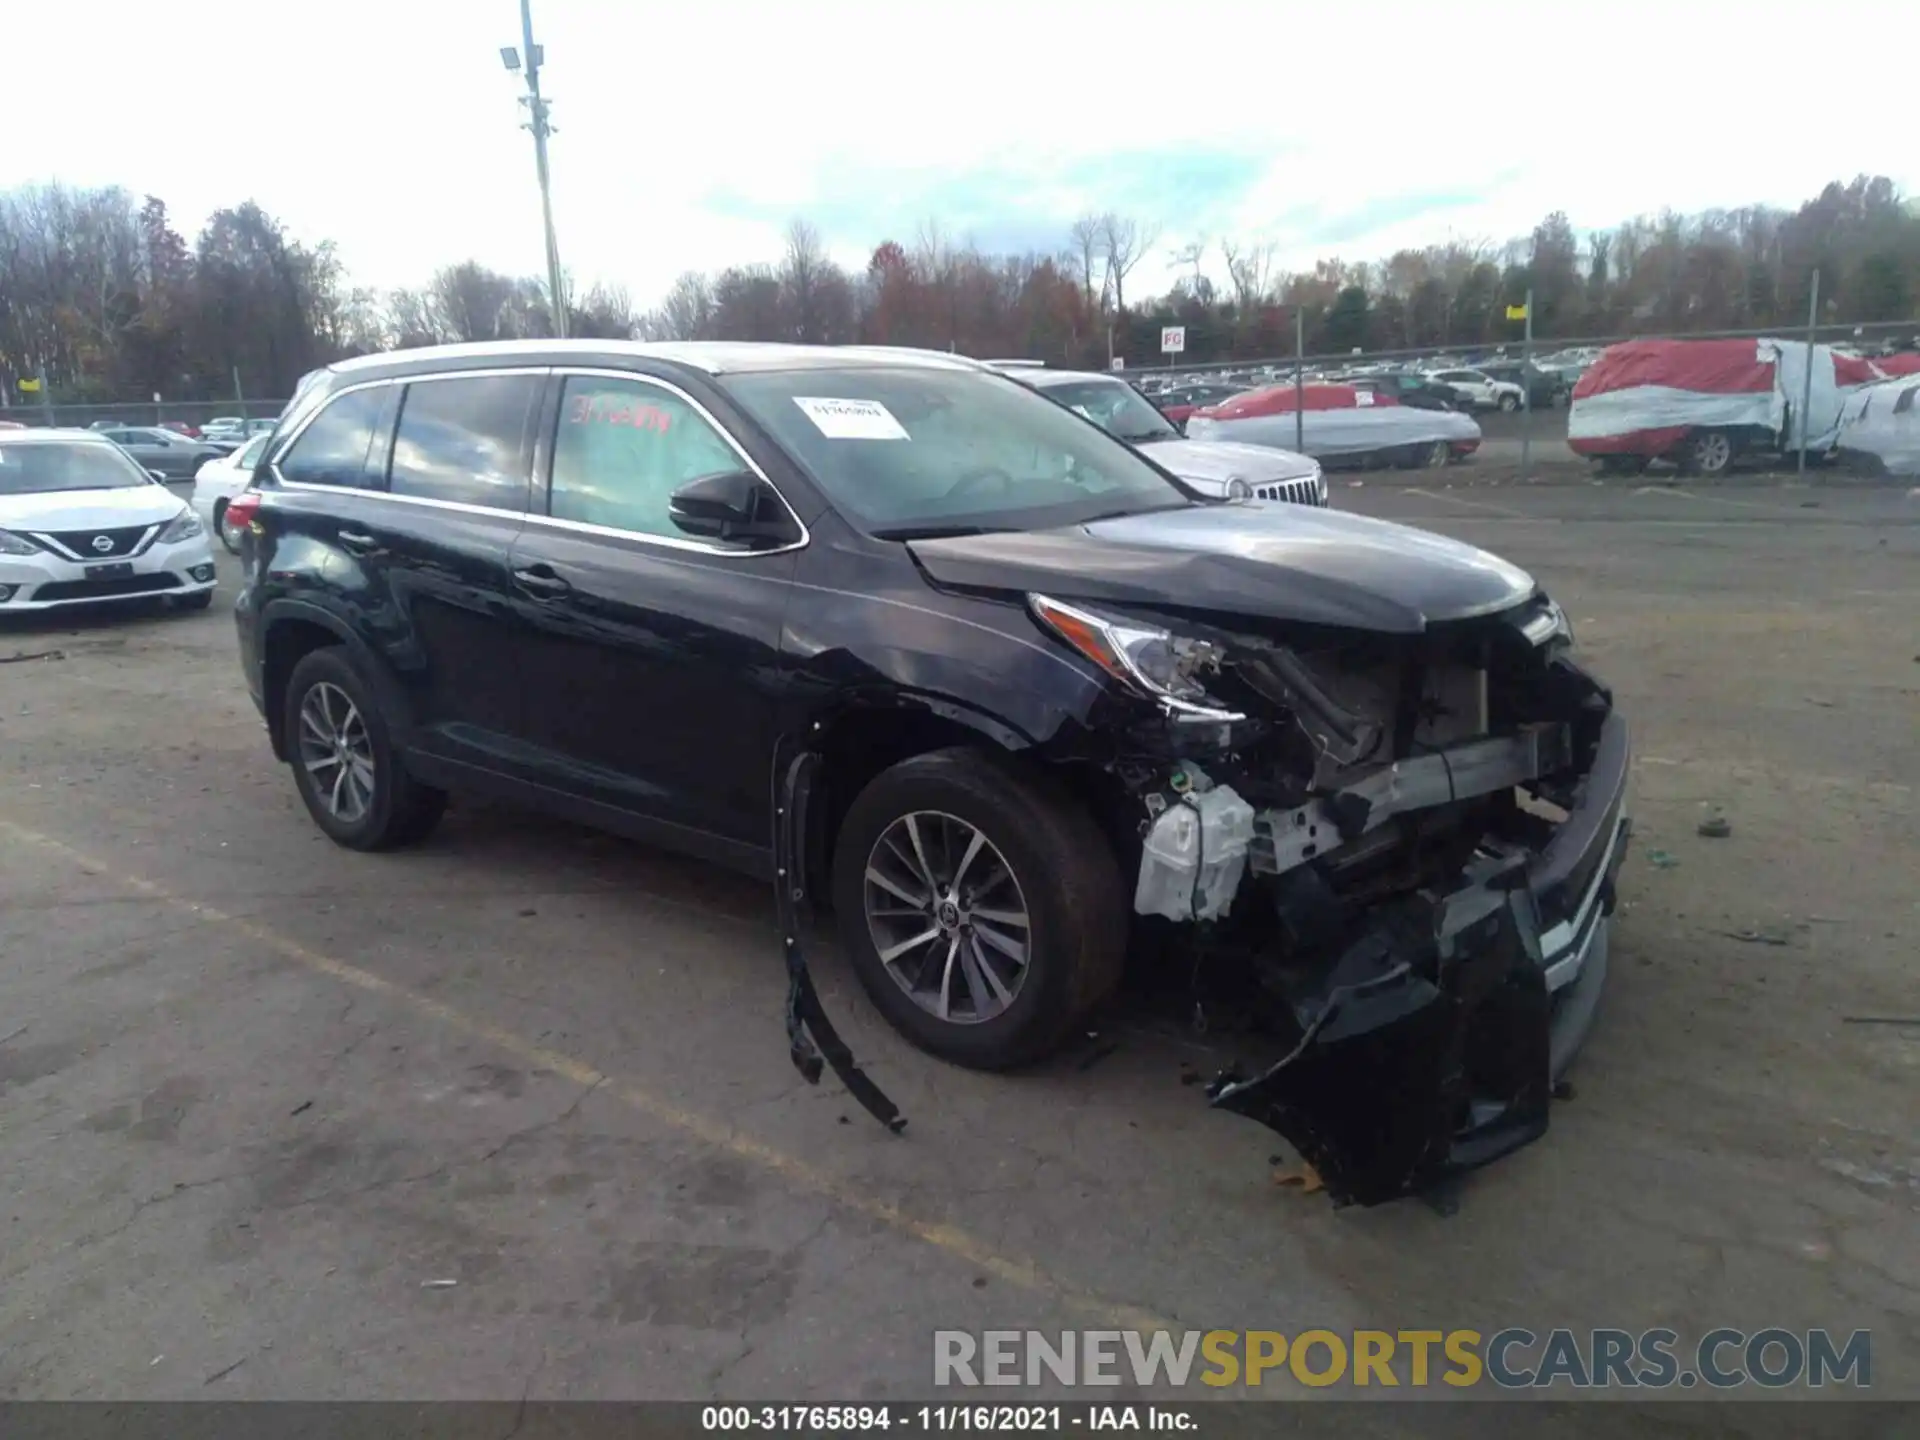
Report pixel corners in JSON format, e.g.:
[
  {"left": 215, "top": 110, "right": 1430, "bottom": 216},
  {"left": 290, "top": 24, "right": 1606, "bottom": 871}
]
[{"left": 1030, "top": 590, "right": 1632, "bottom": 1208}]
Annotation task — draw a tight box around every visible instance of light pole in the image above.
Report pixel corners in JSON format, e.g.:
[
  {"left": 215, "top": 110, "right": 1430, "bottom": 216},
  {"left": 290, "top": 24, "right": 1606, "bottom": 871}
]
[{"left": 500, "top": 0, "right": 568, "bottom": 338}]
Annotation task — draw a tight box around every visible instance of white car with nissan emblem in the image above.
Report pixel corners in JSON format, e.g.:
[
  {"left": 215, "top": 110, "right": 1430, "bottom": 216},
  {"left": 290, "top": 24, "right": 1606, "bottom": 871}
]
[{"left": 0, "top": 429, "right": 218, "bottom": 613}]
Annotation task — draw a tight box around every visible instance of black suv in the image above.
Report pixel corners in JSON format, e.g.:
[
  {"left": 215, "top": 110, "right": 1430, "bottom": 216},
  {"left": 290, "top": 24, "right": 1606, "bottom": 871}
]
[{"left": 232, "top": 341, "right": 1630, "bottom": 1205}]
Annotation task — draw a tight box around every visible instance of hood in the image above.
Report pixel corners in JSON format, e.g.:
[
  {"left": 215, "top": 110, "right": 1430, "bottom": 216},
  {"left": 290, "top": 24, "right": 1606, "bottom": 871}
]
[
  {"left": 0, "top": 484, "right": 188, "bottom": 531},
  {"left": 1136, "top": 438, "right": 1318, "bottom": 490},
  {"left": 908, "top": 502, "right": 1536, "bottom": 633}
]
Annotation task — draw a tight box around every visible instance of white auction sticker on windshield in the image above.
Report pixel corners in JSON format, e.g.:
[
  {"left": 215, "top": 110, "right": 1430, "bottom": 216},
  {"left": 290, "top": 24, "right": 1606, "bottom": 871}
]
[{"left": 792, "top": 396, "right": 910, "bottom": 440}]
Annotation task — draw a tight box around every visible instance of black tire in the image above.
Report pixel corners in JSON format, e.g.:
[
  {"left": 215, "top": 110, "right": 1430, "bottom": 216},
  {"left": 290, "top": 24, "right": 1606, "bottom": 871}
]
[
  {"left": 830, "top": 747, "right": 1126, "bottom": 1070},
  {"left": 213, "top": 498, "right": 242, "bottom": 555},
  {"left": 175, "top": 590, "right": 214, "bottom": 612},
  {"left": 1498, "top": 392, "right": 1520, "bottom": 412},
  {"left": 283, "top": 646, "right": 445, "bottom": 850}
]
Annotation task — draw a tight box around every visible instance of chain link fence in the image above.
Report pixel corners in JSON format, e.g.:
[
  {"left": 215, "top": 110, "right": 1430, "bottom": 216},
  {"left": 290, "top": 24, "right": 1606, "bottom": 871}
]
[
  {"left": 0, "top": 397, "right": 291, "bottom": 432},
  {"left": 1126, "top": 318, "right": 1920, "bottom": 481}
]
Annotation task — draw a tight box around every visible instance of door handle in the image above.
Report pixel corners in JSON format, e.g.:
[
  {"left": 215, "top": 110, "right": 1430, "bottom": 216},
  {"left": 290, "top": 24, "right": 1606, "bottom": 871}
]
[
  {"left": 336, "top": 529, "right": 382, "bottom": 555},
  {"left": 512, "top": 565, "right": 572, "bottom": 599}
]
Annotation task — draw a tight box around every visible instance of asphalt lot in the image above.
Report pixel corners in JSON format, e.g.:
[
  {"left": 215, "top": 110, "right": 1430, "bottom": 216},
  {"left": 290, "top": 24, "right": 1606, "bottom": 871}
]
[{"left": 1, "top": 478, "right": 1916, "bottom": 1409}]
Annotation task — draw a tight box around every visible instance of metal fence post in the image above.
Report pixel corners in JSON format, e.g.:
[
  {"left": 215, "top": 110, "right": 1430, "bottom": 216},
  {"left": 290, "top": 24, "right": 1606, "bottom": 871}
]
[
  {"left": 1798, "top": 270, "right": 1820, "bottom": 482},
  {"left": 1519, "top": 286, "right": 1534, "bottom": 483},
  {"left": 1294, "top": 309, "right": 1306, "bottom": 455},
  {"left": 37, "top": 367, "right": 54, "bottom": 427},
  {"left": 233, "top": 366, "right": 245, "bottom": 419}
]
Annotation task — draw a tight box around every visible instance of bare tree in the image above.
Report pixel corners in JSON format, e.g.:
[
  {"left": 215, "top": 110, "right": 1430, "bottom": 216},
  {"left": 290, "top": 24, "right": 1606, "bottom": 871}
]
[
  {"left": 1067, "top": 214, "right": 1108, "bottom": 315},
  {"left": 645, "top": 271, "right": 714, "bottom": 340},
  {"left": 1219, "top": 237, "right": 1276, "bottom": 311},
  {"left": 1098, "top": 212, "right": 1160, "bottom": 316}
]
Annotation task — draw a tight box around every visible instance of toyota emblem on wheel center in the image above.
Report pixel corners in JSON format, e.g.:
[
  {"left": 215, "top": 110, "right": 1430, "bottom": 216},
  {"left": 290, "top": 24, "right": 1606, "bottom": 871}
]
[{"left": 91, "top": 535, "right": 115, "bottom": 553}]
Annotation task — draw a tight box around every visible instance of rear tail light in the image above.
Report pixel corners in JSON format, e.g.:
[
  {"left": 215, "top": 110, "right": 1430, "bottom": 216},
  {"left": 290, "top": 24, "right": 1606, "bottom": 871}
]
[{"left": 224, "top": 490, "right": 263, "bottom": 533}]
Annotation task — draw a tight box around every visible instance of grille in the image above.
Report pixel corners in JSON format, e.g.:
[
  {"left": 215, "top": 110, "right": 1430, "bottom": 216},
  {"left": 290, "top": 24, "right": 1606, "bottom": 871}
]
[
  {"left": 35, "top": 524, "right": 156, "bottom": 559},
  {"left": 1251, "top": 477, "right": 1325, "bottom": 507},
  {"left": 32, "top": 574, "right": 181, "bottom": 602}
]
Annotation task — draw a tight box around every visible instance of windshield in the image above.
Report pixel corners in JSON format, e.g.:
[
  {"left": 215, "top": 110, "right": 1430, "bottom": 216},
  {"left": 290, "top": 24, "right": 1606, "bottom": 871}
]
[
  {"left": 0, "top": 440, "right": 152, "bottom": 495},
  {"left": 1035, "top": 378, "right": 1179, "bottom": 443},
  {"left": 720, "top": 366, "right": 1189, "bottom": 536}
]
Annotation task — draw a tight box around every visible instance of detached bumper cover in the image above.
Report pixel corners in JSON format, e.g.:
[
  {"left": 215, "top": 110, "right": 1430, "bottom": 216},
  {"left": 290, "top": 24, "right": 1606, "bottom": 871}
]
[{"left": 1211, "top": 712, "right": 1631, "bottom": 1208}]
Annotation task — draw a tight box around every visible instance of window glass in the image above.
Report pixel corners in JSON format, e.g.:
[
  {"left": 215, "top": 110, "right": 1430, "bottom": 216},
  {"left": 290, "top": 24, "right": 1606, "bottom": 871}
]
[
  {"left": 720, "top": 365, "right": 1186, "bottom": 536},
  {"left": 1036, "top": 379, "right": 1178, "bottom": 443},
  {"left": 1895, "top": 386, "right": 1917, "bottom": 416},
  {"left": 548, "top": 376, "right": 749, "bottom": 538},
  {"left": 0, "top": 440, "right": 150, "bottom": 495},
  {"left": 389, "top": 374, "right": 537, "bottom": 510},
  {"left": 279, "top": 387, "right": 387, "bottom": 488}
]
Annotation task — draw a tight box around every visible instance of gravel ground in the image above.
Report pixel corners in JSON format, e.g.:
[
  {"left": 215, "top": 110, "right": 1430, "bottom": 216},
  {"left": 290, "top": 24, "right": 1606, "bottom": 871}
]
[{"left": 0, "top": 481, "right": 1914, "bottom": 1416}]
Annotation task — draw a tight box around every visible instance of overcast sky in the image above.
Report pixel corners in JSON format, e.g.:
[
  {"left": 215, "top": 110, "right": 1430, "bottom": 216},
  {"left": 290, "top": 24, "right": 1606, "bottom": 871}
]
[{"left": 9, "top": 0, "right": 1913, "bottom": 307}]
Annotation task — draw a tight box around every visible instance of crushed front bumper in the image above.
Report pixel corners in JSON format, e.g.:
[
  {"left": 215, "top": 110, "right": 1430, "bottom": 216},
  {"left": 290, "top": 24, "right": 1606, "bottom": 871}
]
[{"left": 1210, "top": 711, "right": 1631, "bottom": 1208}]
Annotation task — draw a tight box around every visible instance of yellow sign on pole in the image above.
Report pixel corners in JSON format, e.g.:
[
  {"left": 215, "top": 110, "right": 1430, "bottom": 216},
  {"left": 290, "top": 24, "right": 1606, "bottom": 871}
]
[
  {"left": 1505, "top": 304, "right": 1529, "bottom": 321},
  {"left": 17, "top": 377, "right": 40, "bottom": 392}
]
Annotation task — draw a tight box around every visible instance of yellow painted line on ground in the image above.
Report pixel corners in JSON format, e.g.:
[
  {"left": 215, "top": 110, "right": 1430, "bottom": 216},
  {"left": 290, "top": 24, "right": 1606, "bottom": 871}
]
[{"left": 0, "top": 815, "right": 1172, "bottom": 1332}]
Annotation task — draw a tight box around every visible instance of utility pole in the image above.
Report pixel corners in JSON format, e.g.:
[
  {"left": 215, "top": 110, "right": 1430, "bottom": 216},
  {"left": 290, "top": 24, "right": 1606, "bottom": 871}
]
[
  {"left": 1798, "top": 269, "right": 1819, "bottom": 481},
  {"left": 505, "top": 0, "right": 568, "bottom": 338}
]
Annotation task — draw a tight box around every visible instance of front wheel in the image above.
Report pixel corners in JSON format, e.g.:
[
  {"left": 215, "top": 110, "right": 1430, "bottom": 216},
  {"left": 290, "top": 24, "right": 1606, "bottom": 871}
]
[
  {"left": 284, "top": 647, "right": 445, "bottom": 850},
  {"left": 830, "top": 748, "right": 1126, "bottom": 1070},
  {"left": 1498, "top": 393, "right": 1520, "bottom": 412}
]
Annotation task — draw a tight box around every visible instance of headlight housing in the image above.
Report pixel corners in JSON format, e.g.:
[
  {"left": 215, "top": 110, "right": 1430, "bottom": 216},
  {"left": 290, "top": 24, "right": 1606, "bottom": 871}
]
[
  {"left": 156, "top": 510, "right": 204, "bottom": 544},
  {"left": 1225, "top": 476, "right": 1253, "bottom": 501},
  {"left": 1028, "top": 593, "right": 1243, "bottom": 721},
  {"left": 0, "top": 529, "right": 39, "bottom": 557}
]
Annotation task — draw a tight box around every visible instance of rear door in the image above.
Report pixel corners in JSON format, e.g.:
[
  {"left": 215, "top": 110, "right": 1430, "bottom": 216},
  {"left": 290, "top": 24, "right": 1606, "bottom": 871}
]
[
  {"left": 505, "top": 368, "right": 802, "bottom": 866},
  {"left": 271, "top": 369, "right": 542, "bottom": 775}
]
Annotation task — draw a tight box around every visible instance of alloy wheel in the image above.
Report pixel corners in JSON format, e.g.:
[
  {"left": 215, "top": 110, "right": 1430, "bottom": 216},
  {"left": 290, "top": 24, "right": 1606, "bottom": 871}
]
[
  {"left": 297, "top": 681, "right": 376, "bottom": 824},
  {"left": 862, "top": 810, "right": 1031, "bottom": 1024},
  {"left": 1694, "top": 432, "right": 1731, "bottom": 473},
  {"left": 217, "top": 505, "right": 244, "bottom": 553}
]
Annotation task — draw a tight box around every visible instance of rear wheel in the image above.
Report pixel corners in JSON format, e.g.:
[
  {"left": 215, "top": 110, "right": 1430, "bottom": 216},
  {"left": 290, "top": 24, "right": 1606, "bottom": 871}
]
[
  {"left": 213, "top": 498, "right": 244, "bottom": 554},
  {"left": 1498, "top": 392, "right": 1520, "bottom": 412},
  {"left": 284, "top": 647, "right": 445, "bottom": 850},
  {"left": 1679, "top": 430, "right": 1733, "bottom": 476},
  {"left": 831, "top": 748, "right": 1126, "bottom": 1070}
]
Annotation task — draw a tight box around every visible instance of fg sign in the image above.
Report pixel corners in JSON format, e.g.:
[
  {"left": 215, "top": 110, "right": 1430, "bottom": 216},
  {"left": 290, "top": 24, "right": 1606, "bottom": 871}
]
[{"left": 1160, "top": 325, "right": 1186, "bottom": 355}]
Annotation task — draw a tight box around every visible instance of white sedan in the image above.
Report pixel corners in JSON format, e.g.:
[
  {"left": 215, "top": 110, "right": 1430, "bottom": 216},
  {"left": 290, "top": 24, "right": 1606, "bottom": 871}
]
[
  {"left": 190, "top": 432, "right": 271, "bottom": 553},
  {"left": 0, "top": 430, "right": 218, "bottom": 613},
  {"left": 1426, "top": 368, "right": 1526, "bottom": 413}
]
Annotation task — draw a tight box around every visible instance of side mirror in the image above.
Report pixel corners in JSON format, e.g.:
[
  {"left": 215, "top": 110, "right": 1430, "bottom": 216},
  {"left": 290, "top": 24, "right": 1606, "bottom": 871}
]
[
  {"left": 668, "top": 470, "right": 799, "bottom": 547},
  {"left": 146, "top": 468, "right": 169, "bottom": 483}
]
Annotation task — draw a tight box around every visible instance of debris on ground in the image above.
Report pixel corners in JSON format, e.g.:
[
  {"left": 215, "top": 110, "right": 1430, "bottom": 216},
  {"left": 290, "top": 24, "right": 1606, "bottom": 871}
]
[
  {"left": 1804, "top": 697, "right": 1835, "bottom": 709},
  {"left": 1271, "top": 1162, "right": 1325, "bottom": 1195},
  {"left": 420, "top": 1278, "right": 459, "bottom": 1289},
  {"left": 0, "top": 650, "right": 65, "bottom": 666},
  {"left": 1842, "top": 1015, "right": 1920, "bottom": 1027},
  {"left": 1697, "top": 816, "right": 1733, "bottom": 838},
  {"left": 1646, "top": 849, "right": 1681, "bottom": 869},
  {"left": 1718, "top": 927, "right": 1790, "bottom": 946},
  {"left": 289, "top": 1100, "right": 312, "bottom": 1116}
]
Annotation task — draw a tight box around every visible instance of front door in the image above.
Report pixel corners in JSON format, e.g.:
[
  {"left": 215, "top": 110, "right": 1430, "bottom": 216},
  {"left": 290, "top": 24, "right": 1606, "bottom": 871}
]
[{"left": 506, "top": 369, "right": 801, "bottom": 867}]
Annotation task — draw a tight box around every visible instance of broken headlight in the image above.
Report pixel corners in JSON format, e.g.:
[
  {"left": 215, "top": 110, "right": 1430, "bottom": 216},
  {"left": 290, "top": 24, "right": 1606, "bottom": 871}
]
[
  {"left": 1029, "top": 593, "right": 1243, "bottom": 721},
  {"left": 1518, "top": 596, "right": 1574, "bottom": 647}
]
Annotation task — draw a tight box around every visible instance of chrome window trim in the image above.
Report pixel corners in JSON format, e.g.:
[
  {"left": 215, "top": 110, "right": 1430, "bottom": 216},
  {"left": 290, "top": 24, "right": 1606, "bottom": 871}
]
[
  {"left": 263, "top": 363, "right": 810, "bottom": 560},
  {"left": 539, "top": 366, "right": 809, "bottom": 559}
]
